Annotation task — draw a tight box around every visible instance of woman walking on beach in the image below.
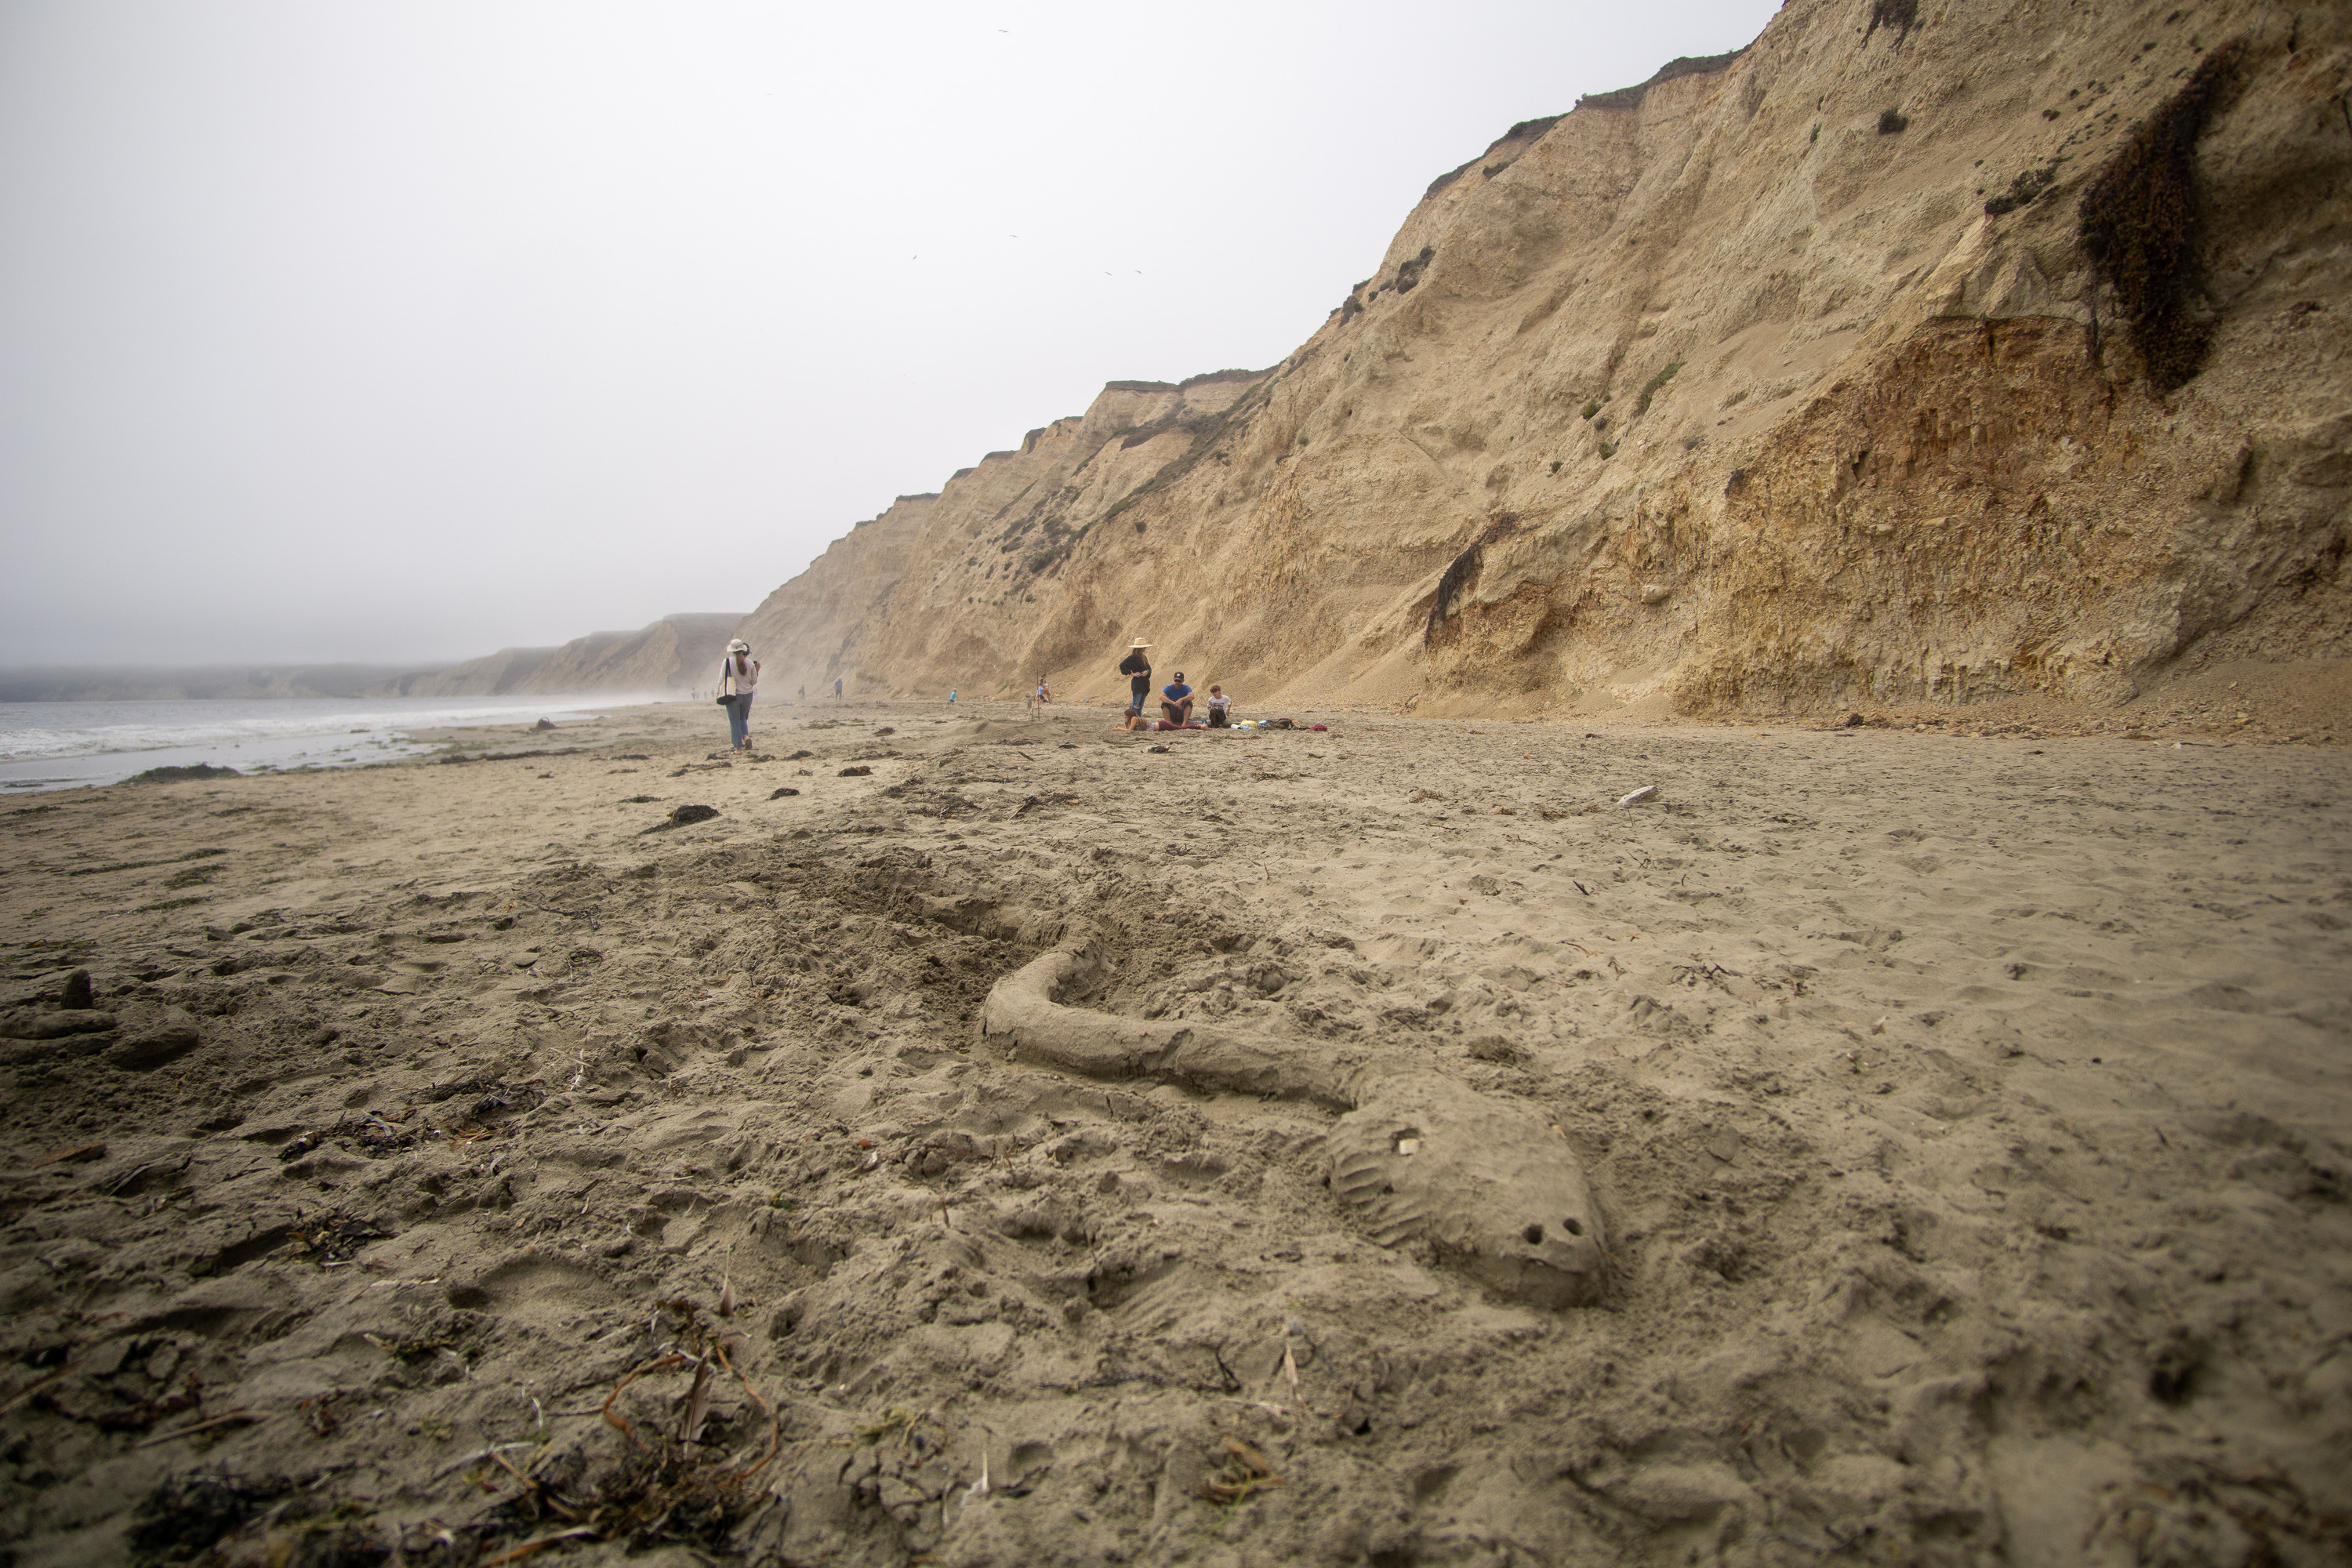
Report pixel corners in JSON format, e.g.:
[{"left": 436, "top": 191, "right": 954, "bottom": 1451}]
[{"left": 718, "top": 639, "right": 760, "bottom": 752}]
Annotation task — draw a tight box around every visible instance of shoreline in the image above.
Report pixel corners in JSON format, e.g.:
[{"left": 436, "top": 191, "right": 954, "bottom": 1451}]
[
  {"left": 3, "top": 700, "right": 2348, "bottom": 1564},
  {"left": 0, "top": 693, "right": 677, "bottom": 795}
]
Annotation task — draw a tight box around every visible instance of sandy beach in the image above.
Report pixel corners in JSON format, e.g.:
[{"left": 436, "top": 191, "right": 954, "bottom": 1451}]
[{"left": 2, "top": 699, "right": 2348, "bottom": 1566}]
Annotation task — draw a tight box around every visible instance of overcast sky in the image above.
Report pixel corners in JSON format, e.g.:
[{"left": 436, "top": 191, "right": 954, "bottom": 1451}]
[{"left": 0, "top": 0, "right": 1779, "bottom": 669}]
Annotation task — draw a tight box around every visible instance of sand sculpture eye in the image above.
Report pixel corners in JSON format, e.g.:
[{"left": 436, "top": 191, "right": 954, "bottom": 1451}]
[
  {"left": 1563, "top": 1217, "right": 1584, "bottom": 1236},
  {"left": 1523, "top": 1224, "right": 1544, "bottom": 1245}
]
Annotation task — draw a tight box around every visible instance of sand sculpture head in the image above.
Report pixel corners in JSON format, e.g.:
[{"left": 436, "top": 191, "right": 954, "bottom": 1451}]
[{"left": 1327, "top": 1079, "right": 1609, "bottom": 1308}]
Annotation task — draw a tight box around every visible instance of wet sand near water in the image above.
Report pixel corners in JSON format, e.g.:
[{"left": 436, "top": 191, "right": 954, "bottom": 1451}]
[{"left": 2, "top": 699, "right": 2347, "bottom": 1566}]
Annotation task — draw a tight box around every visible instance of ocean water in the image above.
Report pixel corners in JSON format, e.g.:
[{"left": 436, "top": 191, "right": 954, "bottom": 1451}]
[{"left": 0, "top": 694, "right": 653, "bottom": 793}]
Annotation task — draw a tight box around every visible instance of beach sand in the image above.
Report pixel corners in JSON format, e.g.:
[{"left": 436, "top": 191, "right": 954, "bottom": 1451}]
[{"left": 2, "top": 700, "right": 2347, "bottom": 1566}]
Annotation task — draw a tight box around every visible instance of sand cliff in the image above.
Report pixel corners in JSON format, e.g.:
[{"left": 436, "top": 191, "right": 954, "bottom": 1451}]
[
  {"left": 373, "top": 613, "right": 749, "bottom": 699},
  {"left": 737, "top": 0, "right": 2349, "bottom": 724}
]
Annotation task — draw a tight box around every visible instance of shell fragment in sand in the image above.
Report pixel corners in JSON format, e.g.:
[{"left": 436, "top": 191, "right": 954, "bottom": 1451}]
[{"left": 1616, "top": 785, "right": 1660, "bottom": 808}]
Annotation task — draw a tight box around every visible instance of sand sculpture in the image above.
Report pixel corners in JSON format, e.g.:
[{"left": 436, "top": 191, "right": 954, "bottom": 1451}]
[{"left": 982, "top": 931, "right": 1609, "bottom": 1307}]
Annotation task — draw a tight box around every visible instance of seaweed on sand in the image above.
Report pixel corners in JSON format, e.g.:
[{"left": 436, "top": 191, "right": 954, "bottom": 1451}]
[{"left": 474, "top": 1297, "right": 781, "bottom": 1560}]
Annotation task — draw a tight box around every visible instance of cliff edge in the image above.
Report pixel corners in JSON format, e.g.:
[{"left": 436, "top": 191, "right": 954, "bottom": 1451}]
[{"left": 372, "top": 612, "right": 748, "bottom": 698}]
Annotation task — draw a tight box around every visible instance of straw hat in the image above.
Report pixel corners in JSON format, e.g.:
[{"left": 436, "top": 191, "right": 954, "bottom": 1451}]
[
  {"left": 726, "top": 639, "right": 750, "bottom": 654},
  {"left": 1128, "top": 639, "right": 1152, "bottom": 648}
]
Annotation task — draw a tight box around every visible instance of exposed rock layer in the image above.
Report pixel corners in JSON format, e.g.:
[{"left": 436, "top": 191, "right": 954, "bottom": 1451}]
[{"left": 738, "top": 0, "right": 2349, "bottom": 719}]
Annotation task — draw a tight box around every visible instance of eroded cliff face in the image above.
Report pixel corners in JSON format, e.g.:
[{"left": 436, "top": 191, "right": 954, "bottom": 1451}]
[
  {"left": 738, "top": 0, "right": 2350, "bottom": 719},
  {"left": 373, "top": 612, "right": 748, "bottom": 698}
]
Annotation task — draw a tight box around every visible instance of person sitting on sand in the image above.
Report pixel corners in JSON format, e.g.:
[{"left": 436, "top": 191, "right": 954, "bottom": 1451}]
[
  {"left": 1160, "top": 672, "right": 1194, "bottom": 728},
  {"left": 718, "top": 640, "right": 760, "bottom": 752},
  {"left": 1204, "top": 685, "right": 1232, "bottom": 727}
]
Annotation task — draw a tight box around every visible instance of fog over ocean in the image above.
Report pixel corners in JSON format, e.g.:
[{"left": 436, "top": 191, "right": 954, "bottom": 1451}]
[{"left": 0, "top": 695, "right": 651, "bottom": 791}]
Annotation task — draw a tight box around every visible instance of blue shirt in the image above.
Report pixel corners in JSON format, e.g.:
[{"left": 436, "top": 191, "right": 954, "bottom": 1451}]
[{"left": 1163, "top": 682, "right": 1192, "bottom": 703}]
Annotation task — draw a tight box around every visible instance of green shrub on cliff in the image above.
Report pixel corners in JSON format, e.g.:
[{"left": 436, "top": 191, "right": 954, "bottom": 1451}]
[{"left": 1632, "top": 361, "right": 1683, "bottom": 417}]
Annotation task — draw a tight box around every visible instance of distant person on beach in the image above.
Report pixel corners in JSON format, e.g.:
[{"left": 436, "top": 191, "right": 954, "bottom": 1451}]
[
  {"left": 1118, "top": 641, "right": 1152, "bottom": 720},
  {"left": 833, "top": 677, "right": 844, "bottom": 701},
  {"left": 798, "top": 684, "right": 807, "bottom": 703},
  {"left": 1036, "top": 677, "right": 1051, "bottom": 704},
  {"left": 1205, "top": 685, "right": 1232, "bottom": 727},
  {"left": 1160, "top": 672, "right": 1194, "bottom": 728},
  {"left": 718, "top": 640, "right": 760, "bottom": 752}
]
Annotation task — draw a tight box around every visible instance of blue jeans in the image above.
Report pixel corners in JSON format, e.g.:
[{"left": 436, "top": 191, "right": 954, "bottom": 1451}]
[{"left": 726, "top": 693, "right": 753, "bottom": 748}]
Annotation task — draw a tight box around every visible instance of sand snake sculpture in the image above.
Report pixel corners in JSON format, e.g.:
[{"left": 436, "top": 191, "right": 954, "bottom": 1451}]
[{"left": 981, "top": 928, "right": 1606, "bottom": 1308}]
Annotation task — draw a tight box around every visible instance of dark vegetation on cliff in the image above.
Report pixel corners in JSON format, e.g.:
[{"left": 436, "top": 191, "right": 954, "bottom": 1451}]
[{"left": 2078, "top": 39, "right": 2249, "bottom": 393}]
